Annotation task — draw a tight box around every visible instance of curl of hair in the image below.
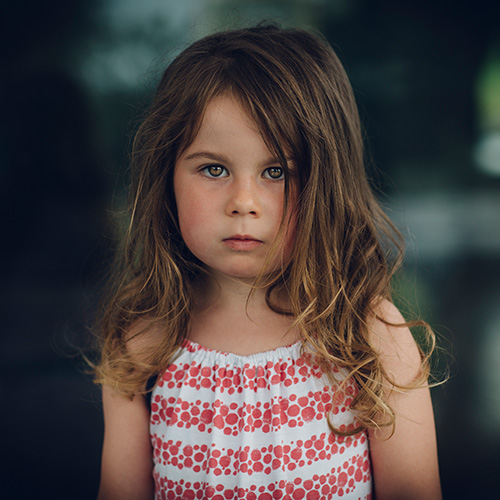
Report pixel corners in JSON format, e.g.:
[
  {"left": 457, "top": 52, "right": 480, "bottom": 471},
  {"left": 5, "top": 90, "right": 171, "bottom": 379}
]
[{"left": 92, "top": 23, "right": 436, "bottom": 435}]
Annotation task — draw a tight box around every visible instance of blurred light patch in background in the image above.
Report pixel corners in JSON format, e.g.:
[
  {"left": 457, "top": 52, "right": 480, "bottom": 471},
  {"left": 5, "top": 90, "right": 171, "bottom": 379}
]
[{"left": 475, "top": 45, "right": 500, "bottom": 175}]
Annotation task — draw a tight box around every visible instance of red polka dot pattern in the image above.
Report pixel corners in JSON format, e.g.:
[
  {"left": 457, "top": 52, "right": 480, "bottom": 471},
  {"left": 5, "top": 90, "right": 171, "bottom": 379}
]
[
  {"left": 152, "top": 431, "right": 368, "bottom": 476},
  {"left": 154, "top": 455, "right": 372, "bottom": 500},
  {"left": 150, "top": 386, "right": 356, "bottom": 434},
  {"left": 150, "top": 340, "right": 372, "bottom": 499}
]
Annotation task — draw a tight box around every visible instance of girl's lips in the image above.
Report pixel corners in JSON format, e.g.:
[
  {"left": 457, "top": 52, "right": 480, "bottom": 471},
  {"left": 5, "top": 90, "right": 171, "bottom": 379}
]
[{"left": 222, "top": 235, "right": 263, "bottom": 250}]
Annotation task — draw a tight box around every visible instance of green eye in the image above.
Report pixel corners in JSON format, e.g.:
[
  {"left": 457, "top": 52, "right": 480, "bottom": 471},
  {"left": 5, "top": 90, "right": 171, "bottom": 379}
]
[{"left": 265, "top": 167, "right": 284, "bottom": 179}]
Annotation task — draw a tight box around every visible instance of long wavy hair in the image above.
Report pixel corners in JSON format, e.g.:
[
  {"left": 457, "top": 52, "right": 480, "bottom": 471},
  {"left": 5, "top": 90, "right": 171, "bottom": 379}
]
[{"left": 93, "top": 23, "right": 435, "bottom": 435}]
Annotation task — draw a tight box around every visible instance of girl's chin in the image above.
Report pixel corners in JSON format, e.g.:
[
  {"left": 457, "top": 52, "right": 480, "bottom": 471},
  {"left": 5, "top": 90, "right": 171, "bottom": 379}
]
[{"left": 199, "top": 257, "right": 288, "bottom": 283}]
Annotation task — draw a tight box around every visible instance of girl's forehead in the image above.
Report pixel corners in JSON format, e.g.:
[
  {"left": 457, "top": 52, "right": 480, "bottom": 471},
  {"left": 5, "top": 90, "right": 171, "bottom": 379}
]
[
  {"left": 179, "top": 96, "right": 276, "bottom": 163},
  {"left": 196, "top": 94, "right": 292, "bottom": 155},
  {"left": 198, "top": 95, "right": 260, "bottom": 134}
]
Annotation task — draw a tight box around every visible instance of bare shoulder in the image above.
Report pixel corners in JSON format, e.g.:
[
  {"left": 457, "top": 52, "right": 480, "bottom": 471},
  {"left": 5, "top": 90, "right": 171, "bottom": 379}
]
[
  {"left": 366, "top": 300, "right": 442, "bottom": 499},
  {"left": 367, "top": 299, "right": 422, "bottom": 387},
  {"left": 97, "top": 319, "right": 162, "bottom": 500},
  {"left": 124, "top": 317, "right": 166, "bottom": 359},
  {"left": 96, "top": 319, "right": 164, "bottom": 498}
]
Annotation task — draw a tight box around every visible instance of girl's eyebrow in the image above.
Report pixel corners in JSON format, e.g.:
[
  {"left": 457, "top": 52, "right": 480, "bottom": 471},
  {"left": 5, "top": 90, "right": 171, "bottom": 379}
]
[
  {"left": 183, "top": 151, "right": 230, "bottom": 164},
  {"left": 183, "top": 150, "right": 295, "bottom": 167}
]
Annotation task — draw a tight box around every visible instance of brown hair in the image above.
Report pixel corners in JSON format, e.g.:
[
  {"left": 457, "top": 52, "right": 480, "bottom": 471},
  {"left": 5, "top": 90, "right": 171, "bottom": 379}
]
[{"left": 93, "top": 23, "right": 435, "bottom": 434}]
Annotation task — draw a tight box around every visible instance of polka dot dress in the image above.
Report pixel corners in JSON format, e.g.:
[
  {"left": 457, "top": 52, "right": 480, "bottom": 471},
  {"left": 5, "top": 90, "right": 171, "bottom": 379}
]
[{"left": 150, "top": 340, "right": 372, "bottom": 499}]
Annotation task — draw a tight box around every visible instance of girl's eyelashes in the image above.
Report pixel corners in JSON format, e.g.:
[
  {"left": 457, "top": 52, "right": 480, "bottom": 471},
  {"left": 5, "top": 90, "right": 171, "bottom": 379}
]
[
  {"left": 199, "top": 164, "right": 286, "bottom": 180},
  {"left": 200, "top": 164, "right": 228, "bottom": 178},
  {"left": 263, "top": 166, "right": 284, "bottom": 180}
]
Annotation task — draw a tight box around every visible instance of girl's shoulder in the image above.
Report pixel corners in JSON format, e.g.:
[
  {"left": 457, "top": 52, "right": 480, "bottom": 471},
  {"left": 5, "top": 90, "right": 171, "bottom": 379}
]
[
  {"left": 124, "top": 318, "right": 166, "bottom": 359},
  {"left": 366, "top": 299, "right": 423, "bottom": 387}
]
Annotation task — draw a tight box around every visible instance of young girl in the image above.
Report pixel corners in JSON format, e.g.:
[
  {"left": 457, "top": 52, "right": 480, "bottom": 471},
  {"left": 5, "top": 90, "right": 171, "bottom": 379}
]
[{"left": 94, "top": 24, "right": 441, "bottom": 500}]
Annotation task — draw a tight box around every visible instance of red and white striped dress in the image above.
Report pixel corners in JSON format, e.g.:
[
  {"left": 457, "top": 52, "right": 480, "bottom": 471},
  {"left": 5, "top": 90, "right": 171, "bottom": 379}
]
[{"left": 150, "top": 340, "right": 372, "bottom": 500}]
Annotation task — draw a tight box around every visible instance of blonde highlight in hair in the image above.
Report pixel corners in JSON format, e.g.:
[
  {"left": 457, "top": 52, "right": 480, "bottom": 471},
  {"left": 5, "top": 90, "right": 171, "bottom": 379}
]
[{"left": 93, "top": 23, "right": 435, "bottom": 435}]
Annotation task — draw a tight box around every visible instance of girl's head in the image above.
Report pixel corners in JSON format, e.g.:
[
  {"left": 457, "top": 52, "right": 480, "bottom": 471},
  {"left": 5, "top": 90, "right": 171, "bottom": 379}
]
[{"left": 130, "top": 23, "right": 383, "bottom": 293}]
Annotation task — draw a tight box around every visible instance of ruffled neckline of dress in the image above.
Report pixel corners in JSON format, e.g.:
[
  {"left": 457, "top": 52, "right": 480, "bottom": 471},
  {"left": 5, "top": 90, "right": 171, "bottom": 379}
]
[{"left": 179, "top": 338, "right": 304, "bottom": 366}]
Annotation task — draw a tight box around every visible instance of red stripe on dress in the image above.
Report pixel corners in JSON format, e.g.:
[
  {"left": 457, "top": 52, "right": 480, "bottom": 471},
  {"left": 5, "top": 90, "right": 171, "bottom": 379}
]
[
  {"left": 153, "top": 450, "right": 372, "bottom": 500},
  {"left": 151, "top": 431, "right": 368, "bottom": 476},
  {"left": 150, "top": 386, "right": 356, "bottom": 434}
]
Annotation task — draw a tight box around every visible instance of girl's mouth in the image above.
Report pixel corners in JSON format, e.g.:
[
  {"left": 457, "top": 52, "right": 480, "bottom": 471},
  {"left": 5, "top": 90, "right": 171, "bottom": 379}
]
[{"left": 222, "top": 235, "right": 263, "bottom": 250}]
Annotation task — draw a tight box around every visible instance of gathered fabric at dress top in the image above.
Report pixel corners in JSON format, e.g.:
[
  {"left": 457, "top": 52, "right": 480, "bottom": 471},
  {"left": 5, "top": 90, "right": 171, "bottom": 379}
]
[{"left": 150, "top": 339, "right": 372, "bottom": 500}]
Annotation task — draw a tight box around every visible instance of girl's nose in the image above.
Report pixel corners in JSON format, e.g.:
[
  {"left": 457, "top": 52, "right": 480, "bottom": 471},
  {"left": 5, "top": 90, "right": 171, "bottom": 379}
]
[{"left": 226, "top": 179, "right": 260, "bottom": 216}]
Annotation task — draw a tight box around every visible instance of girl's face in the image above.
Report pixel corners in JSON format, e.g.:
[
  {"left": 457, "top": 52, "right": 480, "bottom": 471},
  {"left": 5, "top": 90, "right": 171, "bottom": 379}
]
[{"left": 174, "top": 94, "right": 297, "bottom": 282}]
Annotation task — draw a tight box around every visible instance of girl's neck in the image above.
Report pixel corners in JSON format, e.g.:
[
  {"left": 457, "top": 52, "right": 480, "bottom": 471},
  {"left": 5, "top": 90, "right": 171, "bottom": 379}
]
[
  {"left": 196, "top": 272, "right": 266, "bottom": 307},
  {"left": 188, "top": 273, "right": 299, "bottom": 355}
]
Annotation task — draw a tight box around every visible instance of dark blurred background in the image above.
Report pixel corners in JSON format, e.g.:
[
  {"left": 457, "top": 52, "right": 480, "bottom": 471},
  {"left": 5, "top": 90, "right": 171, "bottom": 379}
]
[{"left": 1, "top": 0, "right": 499, "bottom": 498}]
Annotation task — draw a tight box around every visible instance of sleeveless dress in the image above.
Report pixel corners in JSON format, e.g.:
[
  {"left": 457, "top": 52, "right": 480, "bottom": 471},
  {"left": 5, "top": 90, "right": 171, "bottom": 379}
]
[{"left": 150, "top": 340, "right": 372, "bottom": 500}]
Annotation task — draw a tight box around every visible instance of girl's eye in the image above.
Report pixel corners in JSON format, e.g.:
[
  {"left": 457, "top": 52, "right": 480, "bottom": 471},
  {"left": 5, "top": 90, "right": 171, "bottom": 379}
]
[
  {"left": 201, "top": 165, "right": 228, "bottom": 178},
  {"left": 264, "top": 167, "right": 284, "bottom": 180}
]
